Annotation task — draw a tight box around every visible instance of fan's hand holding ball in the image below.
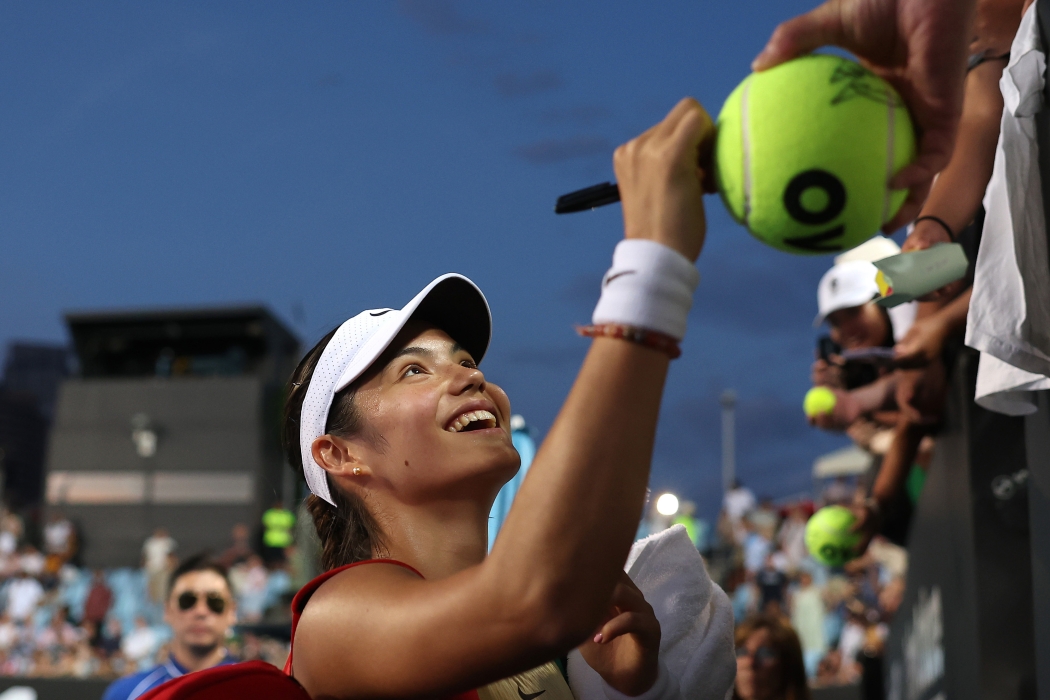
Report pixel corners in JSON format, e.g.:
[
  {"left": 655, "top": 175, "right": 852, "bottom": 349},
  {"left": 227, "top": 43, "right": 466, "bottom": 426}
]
[
  {"left": 715, "top": 55, "right": 916, "bottom": 254},
  {"left": 805, "top": 505, "right": 861, "bottom": 567}
]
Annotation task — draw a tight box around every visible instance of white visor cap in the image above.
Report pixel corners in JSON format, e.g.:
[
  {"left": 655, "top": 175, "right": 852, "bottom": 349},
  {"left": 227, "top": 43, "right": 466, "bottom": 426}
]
[
  {"left": 299, "top": 273, "right": 491, "bottom": 505},
  {"left": 814, "top": 260, "right": 880, "bottom": 327}
]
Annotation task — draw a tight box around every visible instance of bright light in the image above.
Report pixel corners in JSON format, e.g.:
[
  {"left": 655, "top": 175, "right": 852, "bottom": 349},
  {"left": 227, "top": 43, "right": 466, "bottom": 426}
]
[{"left": 655, "top": 493, "right": 679, "bottom": 516}]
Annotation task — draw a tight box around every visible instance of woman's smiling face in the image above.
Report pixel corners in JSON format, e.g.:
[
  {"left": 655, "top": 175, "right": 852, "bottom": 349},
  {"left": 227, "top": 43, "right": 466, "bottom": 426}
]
[{"left": 344, "top": 321, "right": 519, "bottom": 506}]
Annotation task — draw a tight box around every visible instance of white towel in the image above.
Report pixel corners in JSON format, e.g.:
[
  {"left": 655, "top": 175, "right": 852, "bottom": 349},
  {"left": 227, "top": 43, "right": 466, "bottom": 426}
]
[
  {"left": 0, "top": 688, "right": 36, "bottom": 700},
  {"left": 966, "top": 1, "right": 1050, "bottom": 413},
  {"left": 567, "top": 525, "right": 736, "bottom": 700}
]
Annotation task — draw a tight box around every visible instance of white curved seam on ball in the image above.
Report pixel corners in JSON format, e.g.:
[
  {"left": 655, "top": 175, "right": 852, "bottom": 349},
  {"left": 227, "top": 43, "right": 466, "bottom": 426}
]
[{"left": 741, "top": 77, "right": 753, "bottom": 225}]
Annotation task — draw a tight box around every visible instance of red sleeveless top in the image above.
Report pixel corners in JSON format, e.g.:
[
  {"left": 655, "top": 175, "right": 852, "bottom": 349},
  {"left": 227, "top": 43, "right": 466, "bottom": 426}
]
[{"left": 283, "top": 558, "right": 480, "bottom": 700}]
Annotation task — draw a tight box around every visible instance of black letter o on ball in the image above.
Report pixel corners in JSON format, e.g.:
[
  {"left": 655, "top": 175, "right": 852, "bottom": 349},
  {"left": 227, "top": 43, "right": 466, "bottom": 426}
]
[{"left": 784, "top": 169, "right": 846, "bottom": 225}]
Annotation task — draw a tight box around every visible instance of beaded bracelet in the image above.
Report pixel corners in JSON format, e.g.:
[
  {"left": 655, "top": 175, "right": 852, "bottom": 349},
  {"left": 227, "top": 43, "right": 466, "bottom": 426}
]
[
  {"left": 913, "top": 215, "right": 955, "bottom": 242},
  {"left": 576, "top": 323, "right": 682, "bottom": 359}
]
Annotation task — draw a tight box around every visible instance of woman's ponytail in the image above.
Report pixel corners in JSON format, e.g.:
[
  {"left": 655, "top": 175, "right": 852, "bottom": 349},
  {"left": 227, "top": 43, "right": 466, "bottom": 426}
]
[
  {"left": 283, "top": 328, "right": 386, "bottom": 570},
  {"left": 305, "top": 490, "right": 381, "bottom": 571}
]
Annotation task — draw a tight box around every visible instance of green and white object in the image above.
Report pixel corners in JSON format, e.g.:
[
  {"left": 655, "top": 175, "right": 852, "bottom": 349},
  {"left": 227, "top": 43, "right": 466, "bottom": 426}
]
[{"left": 874, "top": 243, "right": 969, "bottom": 307}]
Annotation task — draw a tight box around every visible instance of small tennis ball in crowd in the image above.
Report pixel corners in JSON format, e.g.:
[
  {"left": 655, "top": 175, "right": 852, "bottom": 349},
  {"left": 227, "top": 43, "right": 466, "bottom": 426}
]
[
  {"left": 714, "top": 54, "right": 916, "bottom": 255},
  {"left": 803, "top": 386, "right": 837, "bottom": 417},
  {"left": 805, "top": 505, "right": 861, "bottom": 567}
]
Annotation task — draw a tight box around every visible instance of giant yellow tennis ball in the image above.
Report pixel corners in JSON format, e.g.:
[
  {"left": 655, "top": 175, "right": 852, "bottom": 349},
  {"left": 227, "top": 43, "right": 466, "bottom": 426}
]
[
  {"left": 805, "top": 505, "right": 861, "bottom": 567},
  {"left": 715, "top": 54, "right": 916, "bottom": 255},
  {"left": 803, "top": 386, "right": 837, "bottom": 417}
]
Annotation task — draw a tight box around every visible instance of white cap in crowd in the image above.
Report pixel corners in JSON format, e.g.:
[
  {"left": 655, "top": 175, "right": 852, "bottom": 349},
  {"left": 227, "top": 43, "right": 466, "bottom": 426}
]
[
  {"left": 815, "top": 235, "right": 917, "bottom": 341},
  {"left": 814, "top": 260, "right": 881, "bottom": 327}
]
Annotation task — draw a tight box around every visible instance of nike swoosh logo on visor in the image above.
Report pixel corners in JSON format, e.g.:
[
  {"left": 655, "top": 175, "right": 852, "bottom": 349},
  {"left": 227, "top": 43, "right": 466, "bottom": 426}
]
[
  {"left": 518, "top": 689, "right": 546, "bottom": 700},
  {"left": 369, "top": 310, "right": 392, "bottom": 316}
]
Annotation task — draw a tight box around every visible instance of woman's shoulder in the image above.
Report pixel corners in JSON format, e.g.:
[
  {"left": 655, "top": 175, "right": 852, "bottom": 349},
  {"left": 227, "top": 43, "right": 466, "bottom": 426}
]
[
  {"left": 288, "top": 559, "right": 427, "bottom": 677},
  {"left": 295, "top": 560, "right": 423, "bottom": 626}
]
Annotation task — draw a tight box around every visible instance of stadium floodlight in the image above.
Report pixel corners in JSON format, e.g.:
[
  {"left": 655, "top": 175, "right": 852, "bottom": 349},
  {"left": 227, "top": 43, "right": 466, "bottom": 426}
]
[
  {"left": 131, "top": 413, "right": 158, "bottom": 458},
  {"left": 655, "top": 492, "right": 679, "bottom": 516}
]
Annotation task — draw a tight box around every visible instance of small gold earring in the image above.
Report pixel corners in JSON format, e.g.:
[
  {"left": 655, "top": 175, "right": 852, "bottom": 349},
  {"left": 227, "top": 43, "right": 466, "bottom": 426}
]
[{"left": 352, "top": 467, "right": 362, "bottom": 476}]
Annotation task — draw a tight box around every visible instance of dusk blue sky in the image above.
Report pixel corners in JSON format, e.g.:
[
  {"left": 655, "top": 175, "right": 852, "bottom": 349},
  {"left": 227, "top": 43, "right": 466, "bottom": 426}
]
[{"left": 0, "top": 1, "right": 872, "bottom": 520}]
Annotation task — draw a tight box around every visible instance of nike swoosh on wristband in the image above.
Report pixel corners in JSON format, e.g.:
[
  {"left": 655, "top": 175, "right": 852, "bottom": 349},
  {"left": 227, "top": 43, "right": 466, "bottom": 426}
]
[
  {"left": 604, "top": 270, "right": 637, "bottom": 285},
  {"left": 517, "top": 688, "right": 546, "bottom": 700}
]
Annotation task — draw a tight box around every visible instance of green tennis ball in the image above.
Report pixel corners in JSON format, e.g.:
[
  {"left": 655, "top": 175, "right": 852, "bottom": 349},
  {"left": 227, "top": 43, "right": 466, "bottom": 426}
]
[
  {"left": 714, "top": 54, "right": 916, "bottom": 255},
  {"left": 805, "top": 505, "right": 861, "bottom": 567},
  {"left": 803, "top": 386, "right": 837, "bottom": 417}
]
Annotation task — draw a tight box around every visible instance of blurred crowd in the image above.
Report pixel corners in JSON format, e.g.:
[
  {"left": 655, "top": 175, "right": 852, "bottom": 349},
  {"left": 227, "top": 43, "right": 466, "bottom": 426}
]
[
  {"left": 805, "top": 0, "right": 1036, "bottom": 560},
  {"left": 746, "top": 7, "right": 1033, "bottom": 696},
  {"left": 0, "top": 509, "right": 298, "bottom": 681},
  {"left": 715, "top": 481, "right": 907, "bottom": 697}
]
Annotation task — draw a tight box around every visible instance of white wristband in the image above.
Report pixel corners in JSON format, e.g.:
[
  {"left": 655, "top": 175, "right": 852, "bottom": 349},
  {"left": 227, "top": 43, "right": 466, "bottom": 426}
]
[{"left": 592, "top": 240, "right": 700, "bottom": 341}]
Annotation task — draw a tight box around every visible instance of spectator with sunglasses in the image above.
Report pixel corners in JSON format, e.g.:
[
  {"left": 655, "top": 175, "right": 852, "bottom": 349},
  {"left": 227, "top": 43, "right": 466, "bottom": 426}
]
[
  {"left": 734, "top": 614, "right": 810, "bottom": 700},
  {"left": 102, "top": 554, "right": 238, "bottom": 700}
]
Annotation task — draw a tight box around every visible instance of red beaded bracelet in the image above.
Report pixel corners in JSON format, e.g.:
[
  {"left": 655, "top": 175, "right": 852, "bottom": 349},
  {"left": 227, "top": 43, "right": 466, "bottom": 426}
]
[{"left": 576, "top": 323, "right": 682, "bottom": 359}]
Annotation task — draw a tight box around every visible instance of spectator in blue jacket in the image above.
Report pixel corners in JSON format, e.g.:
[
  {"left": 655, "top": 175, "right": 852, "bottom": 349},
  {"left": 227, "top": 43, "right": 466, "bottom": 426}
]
[{"left": 103, "top": 555, "right": 237, "bottom": 700}]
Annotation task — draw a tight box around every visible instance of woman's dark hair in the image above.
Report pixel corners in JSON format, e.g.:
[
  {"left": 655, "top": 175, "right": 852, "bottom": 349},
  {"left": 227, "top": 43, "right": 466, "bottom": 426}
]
[
  {"left": 282, "top": 327, "right": 386, "bottom": 571},
  {"left": 734, "top": 613, "right": 811, "bottom": 700}
]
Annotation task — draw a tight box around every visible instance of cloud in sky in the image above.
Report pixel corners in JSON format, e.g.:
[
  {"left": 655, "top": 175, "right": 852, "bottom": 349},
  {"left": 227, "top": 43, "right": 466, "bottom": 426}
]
[
  {"left": 693, "top": 254, "right": 819, "bottom": 334},
  {"left": 499, "top": 344, "right": 586, "bottom": 368},
  {"left": 397, "top": 0, "right": 487, "bottom": 36},
  {"left": 316, "top": 72, "right": 344, "bottom": 88},
  {"left": 493, "top": 70, "right": 563, "bottom": 97},
  {"left": 515, "top": 135, "right": 612, "bottom": 164},
  {"left": 539, "top": 104, "right": 611, "bottom": 127}
]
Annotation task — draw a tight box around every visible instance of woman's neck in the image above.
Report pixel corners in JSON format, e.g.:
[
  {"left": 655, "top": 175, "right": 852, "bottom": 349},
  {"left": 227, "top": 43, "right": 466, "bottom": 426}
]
[{"left": 377, "top": 498, "right": 491, "bottom": 580}]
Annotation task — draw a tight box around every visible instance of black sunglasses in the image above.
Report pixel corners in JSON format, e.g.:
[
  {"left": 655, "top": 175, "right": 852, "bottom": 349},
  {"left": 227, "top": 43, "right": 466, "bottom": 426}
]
[
  {"left": 736, "top": 646, "right": 778, "bottom": 665},
  {"left": 177, "top": 591, "right": 227, "bottom": 615}
]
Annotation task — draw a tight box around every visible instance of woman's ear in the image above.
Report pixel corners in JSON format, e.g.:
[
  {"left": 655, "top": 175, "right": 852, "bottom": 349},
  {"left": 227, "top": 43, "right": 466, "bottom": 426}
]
[{"left": 311, "top": 434, "right": 369, "bottom": 478}]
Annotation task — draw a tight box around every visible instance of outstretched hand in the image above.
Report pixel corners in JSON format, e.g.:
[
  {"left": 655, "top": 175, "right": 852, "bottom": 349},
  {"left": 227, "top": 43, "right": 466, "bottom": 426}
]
[
  {"left": 754, "top": 0, "right": 976, "bottom": 231},
  {"left": 901, "top": 218, "right": 953, "bottom": 254},
  {"left": 895, "top": 363, "right": 946, "bottom": 425},
  {"left": 579, "top": 572, "right": 662, "bottom": 697},
  {"left": 808, "top": 387, "right": 862, "bottom": 431},
  {"left": 893, "top": 313, "right": 951, "bottom": 368}
]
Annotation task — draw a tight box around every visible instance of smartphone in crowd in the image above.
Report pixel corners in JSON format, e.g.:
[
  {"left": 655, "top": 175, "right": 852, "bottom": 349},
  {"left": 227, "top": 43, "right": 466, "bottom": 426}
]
[{"left": 815, "top": 336, "right": 883, "bottom": 390}]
